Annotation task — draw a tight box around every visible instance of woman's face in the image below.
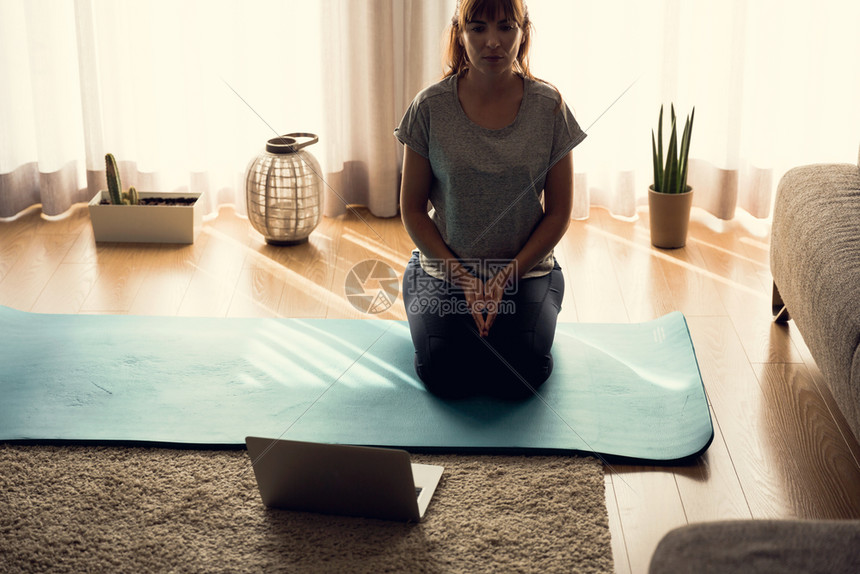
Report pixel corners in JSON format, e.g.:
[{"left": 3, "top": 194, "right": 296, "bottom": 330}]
[{"left": 460, "top": 9, "right": 524, "bottom": 78}]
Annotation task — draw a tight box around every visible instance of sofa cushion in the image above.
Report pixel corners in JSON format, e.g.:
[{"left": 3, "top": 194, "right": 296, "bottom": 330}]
[{"left": 649, "top": 520, "right": 860, "bottom": 574}]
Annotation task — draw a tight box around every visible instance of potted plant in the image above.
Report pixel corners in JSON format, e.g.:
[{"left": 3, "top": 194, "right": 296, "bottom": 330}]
[
  {"left": 649, "top": 104, "right": 695, "bottom": 248},
  {"left": 88, "top": 153, "right": 203, "bottom": 244}
]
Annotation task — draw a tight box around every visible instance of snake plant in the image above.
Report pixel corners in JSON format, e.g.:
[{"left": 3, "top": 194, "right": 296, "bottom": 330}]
[{"left": 651, "top": 104, "right": 695, "bottom": 194}]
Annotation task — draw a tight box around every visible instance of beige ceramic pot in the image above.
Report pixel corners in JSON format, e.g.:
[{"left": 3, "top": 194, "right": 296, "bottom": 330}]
[{"left": 648, "top": 185, "right": 693, "bottom": 249}]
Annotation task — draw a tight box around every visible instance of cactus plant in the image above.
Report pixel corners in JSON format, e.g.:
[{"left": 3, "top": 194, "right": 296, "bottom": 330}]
[
  {"left": 105, "top": 153, "right": 124, "bottom": 205},
  {"left": 651, "top": 104, "right": 695, "bottom": 194},
  {"left": 104, "top": 153, "right": 139, "bottom": 205}
]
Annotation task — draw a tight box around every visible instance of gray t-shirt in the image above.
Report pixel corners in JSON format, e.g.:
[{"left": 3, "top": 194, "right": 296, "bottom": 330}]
[{"left": 395, "top": 74, "right": 586, "bottom": 280}]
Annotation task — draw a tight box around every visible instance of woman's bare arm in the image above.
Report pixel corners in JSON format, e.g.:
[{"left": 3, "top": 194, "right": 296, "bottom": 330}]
[
  {"left": 399, "top": 146, "right": 456, "bottom": 267},
  {"left": 512, "top": 150, "right": 573, "bottom": 279}
]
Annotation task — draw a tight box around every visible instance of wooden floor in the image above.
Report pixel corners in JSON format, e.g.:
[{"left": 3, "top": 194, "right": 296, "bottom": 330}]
[{"left": 2, "top": 202, "right": 860, "bottom": 573}]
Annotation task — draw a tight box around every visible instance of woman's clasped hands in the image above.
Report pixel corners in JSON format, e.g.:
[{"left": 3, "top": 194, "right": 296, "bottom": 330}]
[{"left": 457, "top": 263, "right": 516, "bottom": 338}]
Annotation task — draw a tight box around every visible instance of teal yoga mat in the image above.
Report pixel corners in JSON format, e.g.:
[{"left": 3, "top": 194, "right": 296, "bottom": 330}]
[{"left": 0, "top": 305, "right": 712, "bottom": 462}]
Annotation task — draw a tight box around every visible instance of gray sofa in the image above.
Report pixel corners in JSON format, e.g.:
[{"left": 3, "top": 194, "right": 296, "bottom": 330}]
[
  {"left": 649, "top": 147, "right": 860, "bottom": 574},
  {"left": 770, "top": 144, "right": 860, "bottom": 442}
]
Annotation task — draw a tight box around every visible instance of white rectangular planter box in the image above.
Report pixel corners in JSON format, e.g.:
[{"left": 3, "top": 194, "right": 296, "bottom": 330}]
[{"left": 88, "top": 191, "right": 203, "bottom": 244}]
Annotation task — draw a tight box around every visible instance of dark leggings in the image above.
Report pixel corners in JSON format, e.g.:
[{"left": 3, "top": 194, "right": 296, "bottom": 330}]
[{"left": 402, "top": 253, "right": 564, "bottom": 400}]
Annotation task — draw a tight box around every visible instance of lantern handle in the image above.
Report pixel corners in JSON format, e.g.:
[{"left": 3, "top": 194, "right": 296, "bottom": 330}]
[{"left": 266, "top": 133, "right": 318, "bottom": 154}]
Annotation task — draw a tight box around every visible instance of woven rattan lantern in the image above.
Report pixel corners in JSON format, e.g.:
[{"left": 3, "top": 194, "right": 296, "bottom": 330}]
[{"left": 245, "top": 133, "right": 323, "bottom": 245}]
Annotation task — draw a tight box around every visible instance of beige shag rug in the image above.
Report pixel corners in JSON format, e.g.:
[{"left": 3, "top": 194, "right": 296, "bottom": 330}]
[{"left": 0, "top": 445, "right": 613, "bottom": 573}]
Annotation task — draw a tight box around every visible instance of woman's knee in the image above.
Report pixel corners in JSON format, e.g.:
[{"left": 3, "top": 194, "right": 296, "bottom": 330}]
[
  {"left": 490, "top": 349, "right": 553, "bottom": 398},
  {"left": 414, "top": 336, "right": 476, "bottom": 398}
]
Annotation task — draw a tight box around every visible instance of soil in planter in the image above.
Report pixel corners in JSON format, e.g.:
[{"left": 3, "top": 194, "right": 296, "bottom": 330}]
[{"left": 99, "top": 197, "right": 198, "bottom": 206}]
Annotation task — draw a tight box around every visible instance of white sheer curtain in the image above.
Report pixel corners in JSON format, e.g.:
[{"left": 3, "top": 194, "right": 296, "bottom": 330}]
[
  {"left": 1, "top": 0, "right": 859, "bottom": 222},
  {"left": 0, "top": 0, "right": 326, "bottom": 218},
  {"left": 320, "top": 0, "right": 455, "bottom": 218},
  {"left": 528, "top": 0, "right": 860, "bottom": 220}
]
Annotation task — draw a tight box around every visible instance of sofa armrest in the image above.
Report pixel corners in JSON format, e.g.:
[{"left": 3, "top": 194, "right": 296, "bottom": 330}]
[{"left": 770, "top": 161, "right": 860, "bottom": 440}]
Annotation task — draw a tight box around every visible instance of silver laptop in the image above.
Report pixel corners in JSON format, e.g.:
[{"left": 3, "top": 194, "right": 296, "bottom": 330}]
[{"left": 245, "top": 437, "right": 444, "bottom": 522}]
